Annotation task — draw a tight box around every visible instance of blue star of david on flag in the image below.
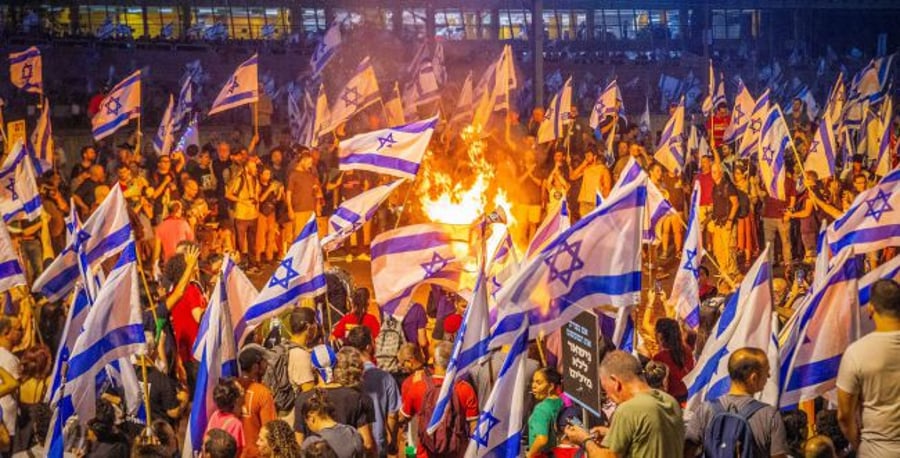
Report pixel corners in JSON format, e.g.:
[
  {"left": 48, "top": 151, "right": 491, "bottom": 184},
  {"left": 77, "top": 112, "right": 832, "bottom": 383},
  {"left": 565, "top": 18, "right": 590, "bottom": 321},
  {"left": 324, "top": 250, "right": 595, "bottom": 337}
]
[
  {"left": 72, "top": 229, "right": 92, "bottom": 254},
  {"left": 421, "top": 252, "right": 450, "bottom": 278},
  {"left": 269, "top": 258, "right": 300, "bottom": 289},
  {"left": 105, "top": 97, "right": 122, "bottom": 116},
  {"left": 683, "top": 248, "right": 700, "bottom": 280},
  {"left": 21, "top": 62, "right": 33, "bottom": 81},
  {"left": 341, "top": 86, "right": 361, "bottom": 110},
  {"left": 472, "top": 410, "right": 501, "bottom": 447},
  {"left": 864, "top": 189, "right": 893, "bottom": 222},
  {"left": 376, "top": 133, "right": 397, "bottom": 151},
  {"left": 808, "top": 139, "right": 820, "bottom": 154},
  {"left": 733, "top": 105, "right": 745, "bottom": 124},
  {"left": 594, "top": 99, "right": 607, "bottom": 116},
  {"left": 4, "top": 180, "right": 17, "bottom": 201},
  {"left": 544, "top": 239, "right": 585, "bottom": 287},
  {"left": 762, "top": 145, "right": 776, "bottom": 166},
  {"left": 749, "top": 119, "right": 762, "bottom": 134},
  {"left": 226, "top": 77, "right": 240, "bottom": 95}
]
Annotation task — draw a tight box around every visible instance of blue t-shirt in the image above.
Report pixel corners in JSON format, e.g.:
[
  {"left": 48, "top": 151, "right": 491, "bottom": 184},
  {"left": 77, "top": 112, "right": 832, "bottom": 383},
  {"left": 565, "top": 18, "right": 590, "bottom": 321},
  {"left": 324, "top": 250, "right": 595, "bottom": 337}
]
[
  {"left": 362, "top": 361, "right": 401, "bottom": 455},
  {"left": 401, "top": 303, "right": 427, "bottom": 345}
]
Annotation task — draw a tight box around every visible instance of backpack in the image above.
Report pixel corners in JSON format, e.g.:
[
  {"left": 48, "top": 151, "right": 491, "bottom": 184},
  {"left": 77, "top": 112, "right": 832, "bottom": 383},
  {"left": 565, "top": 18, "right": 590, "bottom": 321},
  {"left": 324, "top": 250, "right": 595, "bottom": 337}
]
[
  {"left": 736, "top": 190, "right": 751, "bottom": 219},
  {"left": 417, "top": 375, "right": 469, "bottom": 458},
  {"left": 374, "top": 315, "right": 406, "bottom": 373},
  {"left": 262, "top": 341, "right": 299, "bottom": 412},
  {"left": 702, "top": 399, "right": 766, "bottom": 458}
]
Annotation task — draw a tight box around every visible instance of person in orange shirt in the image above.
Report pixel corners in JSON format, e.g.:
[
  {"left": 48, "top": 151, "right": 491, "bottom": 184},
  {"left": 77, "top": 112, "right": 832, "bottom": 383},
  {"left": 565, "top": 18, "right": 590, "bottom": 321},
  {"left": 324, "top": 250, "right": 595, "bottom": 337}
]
[{"left": 237, "top": 344, "right": 278, "bottom": 458}]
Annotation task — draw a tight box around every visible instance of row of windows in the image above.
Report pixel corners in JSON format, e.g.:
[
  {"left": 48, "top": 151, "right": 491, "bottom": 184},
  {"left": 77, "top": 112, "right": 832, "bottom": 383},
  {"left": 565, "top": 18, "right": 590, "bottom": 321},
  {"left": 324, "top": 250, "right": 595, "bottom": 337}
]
[{"left": 1, "top": 5, "right": 759, "bottom": 42}]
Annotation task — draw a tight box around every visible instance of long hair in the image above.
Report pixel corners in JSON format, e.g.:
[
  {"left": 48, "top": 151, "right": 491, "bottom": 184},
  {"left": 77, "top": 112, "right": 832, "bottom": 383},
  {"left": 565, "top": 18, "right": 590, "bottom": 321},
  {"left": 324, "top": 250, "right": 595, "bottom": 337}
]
[
  {"left": 334, "top": 346, "right": 365, "bottom": 388},
  {"left": 655, "top": 318, "right": 687, "bottom": 368},
  {"left": 263, "top": 419, "right": 302, "bottom": 458}
]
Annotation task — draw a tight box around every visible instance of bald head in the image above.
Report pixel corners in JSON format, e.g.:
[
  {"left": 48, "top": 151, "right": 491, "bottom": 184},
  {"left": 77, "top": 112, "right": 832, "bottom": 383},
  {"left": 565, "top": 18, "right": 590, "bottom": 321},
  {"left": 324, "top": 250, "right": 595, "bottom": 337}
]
[
  {"left": 803, "top": 435, "right": 836, "bottom": 458},
  {"left": 599, "top": 350, "right": 643, "bottom": 382}
]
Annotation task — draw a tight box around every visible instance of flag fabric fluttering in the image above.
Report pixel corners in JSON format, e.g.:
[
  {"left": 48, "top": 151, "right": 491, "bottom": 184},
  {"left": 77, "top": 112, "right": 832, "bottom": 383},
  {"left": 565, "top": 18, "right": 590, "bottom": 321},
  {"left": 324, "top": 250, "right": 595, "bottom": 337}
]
[
  {"left": 812, "top": 222, "right": 829, "bottom": 290},
  {"left": 320, "top": 179, "right": 405, "bottom": 252},
  {"left": 174, "top": 115, "right": 199, "bottom": 153},
  {"left": 825, "top": 74, "right": 845, "bottom": 131},
  {"left": 325, "top": 57, "right": 381, "bottom": 134},
  {"left": 0, "top": 221, "right": 26, "bottom": 294},
  {"left": 611, "top": 157, "right": 675, "bottom": 243},
  {"left": 670, "top": 182, "right": 704, "bottom": 328},
  {"left": 685, "top": 246, "right": 780, "bottom": 409},
  {"left": 524, "top": 199, "right": 570, "bottom": 260},
  {"left": 779, "top": 248, "right": 859, "bottom": 410},
  {"left": 849, "top": 55, "right": 894, "bottom": 105},
  {"left": 589, "top": 79, "right": 625, "bottom": 130},
  {"left": 786, "top": 84, "right": 819, "bottom": 121},
  {"left": 337, "top": 116, "right": 437, "bottom": 179},
  {"left": 152, "top": 94, "right": 176, "bottom": 156},
  {"left": 209, "top": 54, "right": 258, "bottom": 116},
  {"left": 236, "top": 214, "right": 326, "bottom": 344},
  {"left": 193, "top": 256, "right": 257, "bottom": 361},
  {"left": 701, "top": 60, "right": 717, "bottom": 116},
  {"left": 0, "top": 141, "right": 42, "bottom": 223},
  {"left": 450, "top": 71, "right": 475, "bottom": 129},
  {"left": 309, "top": 83, "right": 330, "bottom": 147},
  {"left": 827, "top": 165, "right": 900, "bottom": 256},
  {"left": 737, "top": 89, "right": 771, "bottom": 158},
  {"left": 537, "top": 77, "right": 573, "bottom": 144},
  {"left": 874, "top": 97, "right": 894, "bottom": 177},
  {"left": 31, "top": 97, "right": 53, "bottom": 171},
  {"left": 472, "top": 45, "right": 516, "bottom": 128},
  {"left": 639, "top": 96, "right": 652, "bottom": 135},
  {"left": 9, "top": 46, "right": 42, "bottom": 94},
  {"left": 805, "top": 115, "right": 837, "bottom": 179},
  {"left": 384, "top": 82, "right": 406, "bottom": 127},
  {"left": 310, "top": 22, "right": 342, "bottom": 78},
  {"left": 859, "top": 254, "right": 900, "bottom": 335},
  {"left": 758, "top": 104, "right": 793, "bottom": 201},
  {"left": 91, "top": 70, "right": 141, "bottom": 141},
  {"left": 371, "top": 223, "right": 465, "bottom": 317},
  {"left": 172, "top": 72, "right": 195, "bottom": 132},
  {"left": 723, "top": 82, "right": 755, "bottom": 143},
  {"left": 654, "top": 97, "right": 686, "bottom": 174}
]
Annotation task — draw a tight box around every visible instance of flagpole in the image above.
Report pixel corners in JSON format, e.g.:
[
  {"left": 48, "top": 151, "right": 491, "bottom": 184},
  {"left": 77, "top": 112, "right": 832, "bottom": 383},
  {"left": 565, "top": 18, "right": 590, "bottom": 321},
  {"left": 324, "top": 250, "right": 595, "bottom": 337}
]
[
  {"left": 673, "top": 213, "right": 738, "bottom": 289},
  {"left": 134, "top": 246, "right": 159, "bottom": 326},
  {"left": 139, "top": 355, "right": 154, "bottom": 439},
  {"left": 253, "top": 102, "right": 259, "bottom": 137},
  {"left": 393, "top": 184, "right": 414, "bottom": 230}
]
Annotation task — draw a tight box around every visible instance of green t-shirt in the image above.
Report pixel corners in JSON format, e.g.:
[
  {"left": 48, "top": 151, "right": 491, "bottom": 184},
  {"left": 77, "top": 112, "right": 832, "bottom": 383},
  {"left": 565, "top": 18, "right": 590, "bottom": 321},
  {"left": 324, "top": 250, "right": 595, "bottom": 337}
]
[
  {"left": 601, "top": 389, "right": 685, "bottom": 458},
  {"left": 528, "top": 397, "right": 563, "bottom": 451}
]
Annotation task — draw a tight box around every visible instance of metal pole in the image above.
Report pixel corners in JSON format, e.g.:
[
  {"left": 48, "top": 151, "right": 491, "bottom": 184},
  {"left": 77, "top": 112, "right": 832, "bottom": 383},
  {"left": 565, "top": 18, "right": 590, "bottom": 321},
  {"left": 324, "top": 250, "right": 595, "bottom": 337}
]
[{"left": 533, "top": 0, "right": 544, "bottom": 108}]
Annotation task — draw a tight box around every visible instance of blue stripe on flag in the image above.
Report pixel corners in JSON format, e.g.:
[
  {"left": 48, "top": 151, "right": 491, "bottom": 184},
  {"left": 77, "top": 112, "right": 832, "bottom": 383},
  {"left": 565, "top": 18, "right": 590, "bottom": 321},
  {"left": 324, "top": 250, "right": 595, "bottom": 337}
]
[
  {"left": 0, "top": 260, "right": 23, "bottom": 278},
  {"left": 241, "top": 274, "right": 327, "bottom": 323},
  {"left": 9, "top": 50, "right": 40, "bottom": 64},
  {"left": 830, "top": 224, "right": 900, "bottom": 254},
  {"left": 687, "top": 346, "right": 730, "bottom": 398},
  {"left": 785, "top": 354, "right": 843, "bottom": 391},
  {"left": 371, "top": 231, "right": 453, "bottom": 259},
  {"left": 341, "top": 153, "right": 420, "bottom": 176},
  {"left": 333, "top": 207, "right": 361, "bottom": 226},
  {"left": 393, "top": 117, "right": 439, "bottom": 133},
  {"left": 92, "top": 110, "right": 140, "bottom": 138},
  {"left": 65, "top": 324, "right": 145, "bottom": 380},
  {"left": 214, "top": 92, "right": 257, "bottom": 109}
]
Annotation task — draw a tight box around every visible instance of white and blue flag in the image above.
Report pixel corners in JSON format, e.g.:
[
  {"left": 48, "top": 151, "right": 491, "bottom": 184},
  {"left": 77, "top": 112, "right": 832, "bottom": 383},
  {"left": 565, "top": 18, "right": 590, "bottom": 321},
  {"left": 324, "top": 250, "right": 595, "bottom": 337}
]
[
  {"left": 684, "top": 246, "right": 780, "bottom": 409},
  {"left": 825, "top": 74, "right": 845, "bottom": 131},
  {"left": 812, "top": 222, "right": 829, "bottom": 290},
  {"left": 0, "top": 221, "right": 25, "bottom": 294},
  {"left": 701, "top": 60, "right": 720, "bottom": 116},
  {"left": 786, "top": 84, "right": 819, "bottom": 120},
  {"left": 236, "top": 214, "right": 326, "bottom": 344},
  {"left": 338, "top": 116, "right": 437, "bottom": 179},
  {"left": 31, "top": 97, "right": 54, "bottom": 172},
  {"left": 91, "top": 70, "right": 141, "bottom": 141},
  {"left": 194, "top": 256, "right": 257, "bottom": 361},
  {"left": 723, "top": 82, "right": 754, "bottom": 143},
  {"left": 859, "top": 254, "right": 900, "bottom": 335},
  {"left": 654, "top": 97, "right": 686, "bottom": 174},
  {"left": 172, "top": 72, "right": 195, "bottom": 132},
  {"left": 849, "top": 55, "right": 894, "bottom": 105},
  {"left": 759, "top": 104, "right": 792, "bottom": 201},
  {"left": 32, "top": 186, "right": 133, "bottom": 302},
  {"left": 537, "top": 77, "right": 572, "bottom": 144},
  {"left": 153, "top": 94, "right": 176, "bottom": 156},
  {"left": 525, "top": 200, "right": 570, "bottom": 261},
  {"left": 779, "top": 248, "right": 859, "bottom": 410},
  {"left": 737, "top": 88, "right": 770, "bottom": 158},
  {"left": 589, "top": 79, "right": 625, "bottom": 130},
  {"left": 325, "top": 56, "right": 381, "bottom": 134},
  {"left": 827, "top": 165, "right": 900, "bottom": 256},
  {"left": 805, "top": 115, "right": 837, "bottom": 179},
  {"left": 671, "top": 182, "right": 704, "bottom": 328},
  {"left": 613, "top": 157, "right": 676, "bottom": 243},
  {"left": 874, "top": 97, "right": 894, "bottom": 177},
  {"left": 639, "top": 96, "right": 652, "bottom": 136},
  {"left": 0, "top": 141, "right": 42, "bottom": 222},
  {"left": 310, "top": 22, "right": 341, "bottom": 78},
  {"left": 321, "top": 179, "right": 405, "bottom": 252},
  {"left": 174, "top": 115, "right": 200, "bottom": 152},
  {"left": 208, "top": 54, "right": 258, "bottom": 116},
  {"left": 9, "top": 46, "right": 42, "bottom": 94}
]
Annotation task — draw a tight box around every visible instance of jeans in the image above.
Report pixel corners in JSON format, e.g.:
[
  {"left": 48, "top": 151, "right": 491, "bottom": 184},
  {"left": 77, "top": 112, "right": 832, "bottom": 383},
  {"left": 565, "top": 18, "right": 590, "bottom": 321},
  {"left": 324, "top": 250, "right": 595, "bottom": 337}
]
[{"left": 762, "top": 217, "right": 792, "bottom": 263}]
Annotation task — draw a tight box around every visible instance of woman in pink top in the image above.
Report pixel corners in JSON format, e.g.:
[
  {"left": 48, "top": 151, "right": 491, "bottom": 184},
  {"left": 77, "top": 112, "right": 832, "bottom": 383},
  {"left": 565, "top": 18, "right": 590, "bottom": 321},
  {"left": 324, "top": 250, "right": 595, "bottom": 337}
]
[{"left": 205, "top": 378, "right": 246, "bottom": 455}]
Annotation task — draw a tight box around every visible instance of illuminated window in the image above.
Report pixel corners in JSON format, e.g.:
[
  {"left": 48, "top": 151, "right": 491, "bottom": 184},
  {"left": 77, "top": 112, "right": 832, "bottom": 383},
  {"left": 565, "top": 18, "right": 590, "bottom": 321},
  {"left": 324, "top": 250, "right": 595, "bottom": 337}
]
[
  {"left": 114, "top": 6, "right": 144, "bottom": 37},
  {"left": 192, "top": 7, "right": 231, "bottom": 39},
  {"left": 712, "top": 9, "right": 756, "bottom": 40},
  {"left": 333, "top": 8, "right": 362, "bottom": 29},
  {"left": 79, "top": 5, "right": 112, "bottom": 35},
  {"left": 146, "top": 7, "right": 181, "bottom": 38},
  {"left": 498, "top": 9, "right": 531, "bottom": 40},
  {"left": 435, "top": 8, "right": 464, "bottom": 40},
  {"left": 402, "top": 8, "right": 427, "bottom": 39},
  {"left": 300, "top": 8, "right": 325, "bottom": 34}
]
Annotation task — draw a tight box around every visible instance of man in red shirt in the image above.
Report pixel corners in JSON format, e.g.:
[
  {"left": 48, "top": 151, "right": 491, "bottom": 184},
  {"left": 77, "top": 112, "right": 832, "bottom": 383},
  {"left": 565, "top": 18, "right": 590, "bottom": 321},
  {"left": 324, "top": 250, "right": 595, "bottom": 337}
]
[
  {"left": 400, "top": 342, "right": 478, "bottom": 458},
  {"left": 706, "top": 103, "right": 731, "bottom": 149},
  {"left": 165, "top": 244, "right": 206, "bottom": 390}
]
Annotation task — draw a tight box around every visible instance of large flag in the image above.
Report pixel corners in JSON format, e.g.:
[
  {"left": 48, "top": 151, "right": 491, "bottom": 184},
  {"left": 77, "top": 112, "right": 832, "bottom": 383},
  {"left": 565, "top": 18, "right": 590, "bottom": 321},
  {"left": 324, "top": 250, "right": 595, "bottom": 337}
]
[
  {"left": 490, "top": 174, "right": 645, "bottom": 342},
  {"left": 310, "top": 22, "right": 342, "bottom": 78},
  {"left": 208, "top": 54, "right": 258, "bottom": 116},
  {"left": 524, "top": 199, "right": 570, "bottom": 260},
  {"left": 325, "top": 57, "right": 381, "bottom": 134},
  {"left": 183, "top": 256, "right": 242, "bottom": 458},
  {"left": 91, "top": 70, "right": 141, "bottom": 141},
  {"left": 779, "top": 248, "right": 859, "bottom": 410},
  {"left": 312, "top": 83, "right": 329, "bottom": 147},
  {"left": 825, "top": 74, "right": 845, "bottom": 130},
  {"left": 684, "top": 246, "right": 779, "bottom": 409},
  {"left": 589, "top": 79, "right": 625, "bottom": 129},
  {"left": 827, "top": 165, "right": 900, "bottom": 255},
  {"left": 0, "top": 142, "right": 42, "bottom": 222},
  {"left": 9, "top": 46, "right": 42, "bottom": 94},
  {"left": 805, "top": 115, "right": 837, "bottom": 179},
  {"left": 0, "top": 221, "right": 25, "bottom": 293},
  {"left": 611, "top": 157, "right": 675, "bottom": 243},
  {"left": 849, "top": 55, "right": 894, "bottom": 105},
  {"left": 321, "top": 179, "right": 404, "bottom": 252},
  {"left": 874, "top": 97, "right": 894, "bottom": 177},
  {"left": 466, "top": 310, "right": 529, "bottom": 458},
  {"left": 236, "top": 214, "right": 326, "bottom": 344},
  {"left": 337, "top": 116, "right": 437, "bottom": 179},
  {"left": 193, "top": 256, "right": 257, "bottom": 360},
  {"left": 537, "top": 77, "right": 572, "bottom": 144},
  {"left": 152, "top": 94, "right": 176, "bottom": 156},
  {"left": 371, "top": 223, "right": 465, "bottom": 317},
  {"left": 737, "top": 88, "right": 771, "bottom": 158},
  {"left": 472, "top": 45, "right": 517, "bottom": 128},
  {"left": 670, "top": 183, "right": 704, "bottom": 328},
  {"left": 701, "top": 60, "right": 723, "bottom": 116},
  {"left": 172, "top": 72, "right": 195, "bottom": 132},
  {"left": 723, "top": 82, "right": 755, "bottom": 143},
  {"left": 759, "top": 104, "right": 792, "bottom": 201},
  {"left": 32, "top": 186, "right": 133, "bottom": 302},
  {"left": 654, "top": 97, "right": 686, "bottom": 174},
  {"left": 859, "top": 255, "right": 900, "bottom": 335},
  {"left": 31, "top": 97, "right": 53, "bottom": 171},
  {"left": 384, "top": 82, "right": 405, "bottom": 127}
]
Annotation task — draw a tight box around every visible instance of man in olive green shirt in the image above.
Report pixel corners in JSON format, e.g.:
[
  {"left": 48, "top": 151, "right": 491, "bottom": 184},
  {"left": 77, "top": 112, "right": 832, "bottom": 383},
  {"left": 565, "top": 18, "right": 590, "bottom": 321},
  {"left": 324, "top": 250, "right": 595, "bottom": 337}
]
[{"left": 565, "top": 351, "right": 685, "bottom": 457}]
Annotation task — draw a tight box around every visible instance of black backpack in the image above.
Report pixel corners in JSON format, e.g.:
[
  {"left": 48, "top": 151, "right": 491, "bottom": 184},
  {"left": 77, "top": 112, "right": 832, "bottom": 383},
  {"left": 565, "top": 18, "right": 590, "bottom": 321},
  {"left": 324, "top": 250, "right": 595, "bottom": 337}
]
[
  {"left": 417, "top": 374, "right": 469, "bottom": 458},
  {"left": 702, "top": 399, "right": 766, "bottom": 458},
  {"left": 262, "top": 341, "right": 299, "bottom": 412}
]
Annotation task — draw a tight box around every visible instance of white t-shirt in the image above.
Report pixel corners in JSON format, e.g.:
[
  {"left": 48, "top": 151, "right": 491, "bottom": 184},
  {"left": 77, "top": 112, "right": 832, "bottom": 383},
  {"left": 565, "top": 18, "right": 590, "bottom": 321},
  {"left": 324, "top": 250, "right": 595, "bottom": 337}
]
[
  {"left": 836, "top": 330, "right": 900, "bottom": 458},
  {"left": 288, "top": 346, "right": 315, "bottom": 388},
  {"left": 0, "top": 348, "right": 19, "bottom": 436}
]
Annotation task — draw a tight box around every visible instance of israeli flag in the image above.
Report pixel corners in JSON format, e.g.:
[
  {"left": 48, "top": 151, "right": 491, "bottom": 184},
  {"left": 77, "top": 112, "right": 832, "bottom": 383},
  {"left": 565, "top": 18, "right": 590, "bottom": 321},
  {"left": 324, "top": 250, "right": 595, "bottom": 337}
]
[
  {"left": 874, "top": 98, "right": 894, "bottom": 177},
  {"left": 779, "top": 248, "right": 859, "bottom": 410},
  {"left": 0, "top": 221, "right": 26, "bottom": 294},
  {"left": 152, "top": 94, "right": 176, "bottom": 156},
  {"left": 737, "top": 88, "right": 770, "bottom": 158},
  {"left": 825, "top": 74, "right": 845, "bottom": 131},
  {"left": 467, "top": 310, "right": 529, "bottom": 458},
  {"left": 486, "top": 228, "right": 521, "bottom": 306},
  {"left": 174, "top": 115, "right": 199, "bottom": 152},
  {"left": 194, "top": 256, "right": 257, "bottom": 360},
  {"left": 0, "top": 141, "right": 42, "bottom": 222},
  {"left": 9, "top": 46, "right": 42, "bottom": 94},
  {"left": 812, "top": 222, "right": 829, "bottom": 290},
  {"left": 172, "top": 74, "right": 195, "bottom": 132},
  {"left": 537, "top": 77, "right": 572, "bottom": 144},
  {"left": 91, "top": 70, "right": 141, "bottom": 141},
  {"left": 654, "top": 97, "right": 686, "bottom": 174},
  {"left": 325, "top": 56, "right": 381, "bottom": 134},
  {"left": 312, "top": 83, "right": 330, "bottom": 147},
  {"left": 613, "top": 157, "right": 676, "bottom": 242},
  {"left": 370, "top": 223, "right": 465, "bottom": 317},
  {"left": 236, "top": 214, "right": 326, "bottom": 343},
  {"left": 184, "top": 256, "right": 241, "bottom": 458},
  {"left": 723, "top": 81, "right": 755, "bottom": 143},
  {"left": 321, "top": 179, "right": 404, "bottom": 252},
  {"left": 407, "top": 59, "right": 441, "bottom": 108},
  {"left": 310, "top": 22, "right": 341, "bottom": 78},
  {"left": 670, "top": 182, "right": 704, "bottom": 328},
  {"left": 449, "top": 71, "right": 474, "bottom": 129},
  {"left": 32, "top": 186, "right": 133, "bottom": 302},
  {"left": 827, "top": 165, "right": 900, "bottom": 256},
  {"left": 859, "top": 255, "right": 900, "bottom": 335},
  {"left": 805, "top": 115, "right": 837, "bottom": 179},
  {"left": 29, "top": 99, "right": 54, "bottom": 174},
  {"left": 524, "top": 199, "right": 570, "bottom": 260},
  {"left": 848, "top": 55, "right": 894, "bottom": 105},
  {"left": 208, "top": 54, "right": 258, "bottom": 116},
  {"left": 685, "top": 246, "right": 780, "bottom": 409},
  {"left": 338, "top": 116, "right": 437, "bottom": 179},
  {"left": 759, "top": 104, "right": 792, "bottom": 201},
  {"left": 786, "top": 84, "right": 819, "bottom": 120},
  {"left": 701, "top": 60, "right": 717, "bottom": 116},
  {"left": 384, "top": 82, "right": 406, "bottom": 127},
  {"left": 589, "top": 80, "right": 625, "bottom": 130}
]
